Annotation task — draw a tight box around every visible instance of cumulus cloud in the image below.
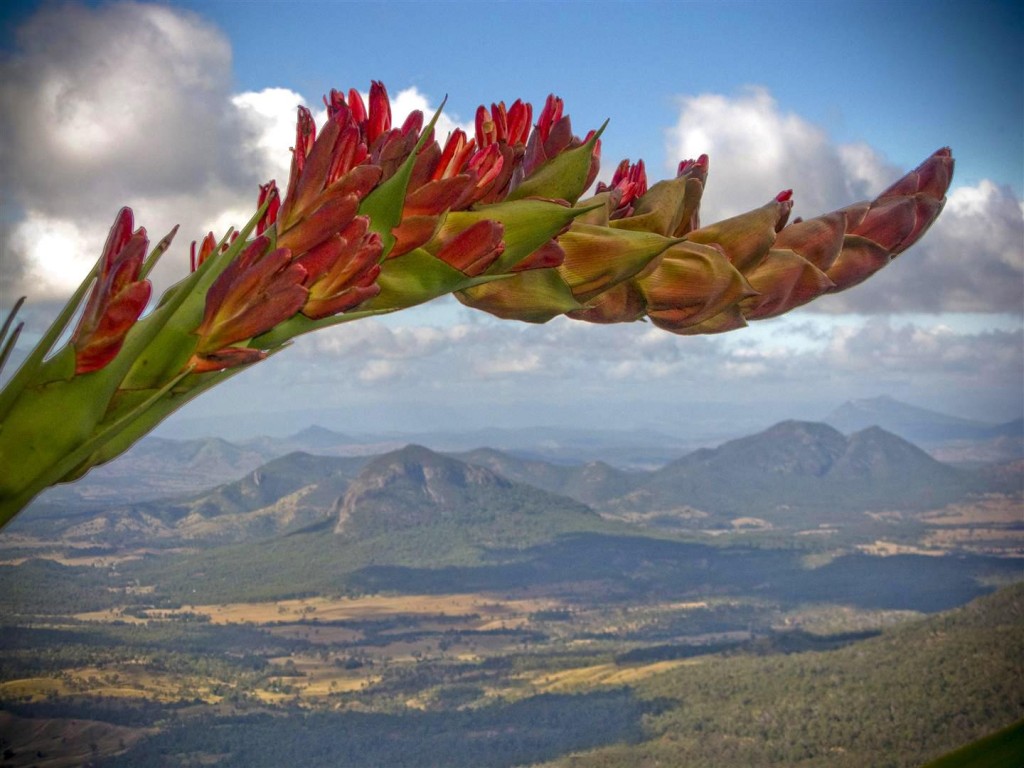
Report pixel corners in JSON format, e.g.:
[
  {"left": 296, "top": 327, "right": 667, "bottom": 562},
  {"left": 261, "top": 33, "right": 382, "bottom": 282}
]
[
  {"left": 667, "top": 87, "right": 898, "bottom": 221},
  {"left": 666, "top": 87, "right": 1024, "bottom": 316},
  {"left": 388, "top": 86, "right": 472, "bottom": 144},
  {"left": 0, "top": 2, "right": 260, "bottom": 301},
  {"left": 1, "top": 3, "right": 1018, "bottom": 432},
  {"left": 0, "top": 2, "right": 242, "bottom": 215},
  {"left": 0, "top": 3, "right": 457, "bottom": 306},
  {"left": 232, "top": 88, "right": 307, "bottom": 187},
  {"left": 818, "top": 180, "right": 1024, "bottom": 314}
]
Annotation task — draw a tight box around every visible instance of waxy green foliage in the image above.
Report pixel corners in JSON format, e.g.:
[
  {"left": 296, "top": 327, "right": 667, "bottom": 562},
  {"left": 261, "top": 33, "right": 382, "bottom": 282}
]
[{"left": 0, "top": 82, "right": 953, "bottom": 527}]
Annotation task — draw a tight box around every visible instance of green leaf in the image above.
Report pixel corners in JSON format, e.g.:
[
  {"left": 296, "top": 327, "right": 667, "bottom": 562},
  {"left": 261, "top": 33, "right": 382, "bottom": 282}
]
[
  {"left": 252, "top": 307, "right": 393, "bottom": 348},
  {"left": 140, "top": 224, "right": 180, "bottom": 280},
  {"left": 439, "top": 199, "right": 600, "bottom": 275},
  {"left": 506, "top": 121, "right": 606, "bottom": 205},
  {"left": 0, "top": 256, "right": 100, "bottom": 422},
  {"left": 115, "top": 204, "right": 268, "bottom": 393},
  {"left": 361, "top": 249, "right": 506, "bottom": 312},
  {"left": 685, "top": 198, "right": 784, "bottom": 274},
  {"left": 610, "top": 175, "right": 691, "bottom": 237},
  {"left": 921, "top": 719, "right": 1024, "bottom": 768},
  {"left": 458, "top": 268, "right": 583, "bottom": 323},
  {"left": 0, "top": 297, "right": 25, "bottom": 379},
  {"left": 637, "top": 241, "right": 754, "bottom": 328},
  {"left": 557, "top": 223, "right": 680, "bottom": 303},
  {"left": 0, "top": 367, "right": 193, "bottom": 526},
  {"left": 0, "top": 356, "right": 122, "bottom": 506},
  {"left": 360, "top": 99, "right": 447, "bottom": 256}
]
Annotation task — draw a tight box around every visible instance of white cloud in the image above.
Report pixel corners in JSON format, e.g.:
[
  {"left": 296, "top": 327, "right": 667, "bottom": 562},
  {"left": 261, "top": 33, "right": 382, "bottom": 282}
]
[
  {"left": 475, "top": 351, "right": 542, "bottom": 377},
  {"left": 1, "top": 4, "right": 1018, "bottom": 433},
  {"left": 0, "top": 4, "right": 462, "bottom": 309},
  {"left": 232, "top": 88, "right": 307, "bottom": 185},
  {"left": 238, "top": 309, "right": 1019, "bottom": 429},
  {"left": 0, "top": 2, "right": 245, "bottom": 215},
  {"left": 358, "top": 359, "right": 402, "bottom": 383},
  {"left": 666, "top": 86, "right": 896, "bottom": 221},
  {"left": 8, "top": 213, "right": 97, "bottom": 298},
  {"left": 666, "top": 87, "right": 1024, "bottom": 315},
  {"left": 813, "top": 179, "right": 1024, "bottom": 315},
  {"left": 0, "top": 2, "right": 274, "bottom": 302},
  {"left": 390, "top": 86, "right": 472, "bottom": 143}
]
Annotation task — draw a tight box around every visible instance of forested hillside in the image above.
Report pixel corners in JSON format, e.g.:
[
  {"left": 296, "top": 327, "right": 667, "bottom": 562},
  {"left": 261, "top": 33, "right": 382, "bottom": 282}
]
[{"left": 535, "top": 583, "right": 1024, "bottom": 768}]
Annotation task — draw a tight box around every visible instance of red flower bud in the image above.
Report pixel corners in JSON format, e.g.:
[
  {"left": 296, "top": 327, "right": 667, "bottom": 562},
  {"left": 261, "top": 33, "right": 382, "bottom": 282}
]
[
  {"left": 190, "top": 232, "right": 218, "bottom": 273},
  {"left": 191, "top": 237, "right": 307, "bottom": 370},
  {"left": 257, "top": 181, "right": 280, "bottom": 235},
  {"left": 435, "top": 220, "right": 505, "bottom": 277},
  {"left": 71, "top": 208, "right": 154, "bottom": 374}
]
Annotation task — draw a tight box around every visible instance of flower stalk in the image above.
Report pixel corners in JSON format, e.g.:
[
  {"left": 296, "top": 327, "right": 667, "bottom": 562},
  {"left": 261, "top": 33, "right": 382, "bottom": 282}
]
[{"left": 0, "top": 82, "right": 953, "bottom": 528}]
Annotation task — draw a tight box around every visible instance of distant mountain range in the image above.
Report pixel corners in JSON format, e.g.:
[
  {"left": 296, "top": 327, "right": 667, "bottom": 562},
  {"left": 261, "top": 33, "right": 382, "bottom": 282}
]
[
  {"left": 17, "top": 417, "right": 1015, "bottom": 548},
  {"left": 26, "top": 397, "right": 1020, "bottom": 522},
  {"left": 824, "top": 396, "right": 1023, "bottom": 464}
]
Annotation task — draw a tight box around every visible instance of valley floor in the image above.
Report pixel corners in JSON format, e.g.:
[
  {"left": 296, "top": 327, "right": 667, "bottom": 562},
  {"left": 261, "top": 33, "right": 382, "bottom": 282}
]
[{"left": 1, "top": 550, "right": 1022, "bottom": 767}]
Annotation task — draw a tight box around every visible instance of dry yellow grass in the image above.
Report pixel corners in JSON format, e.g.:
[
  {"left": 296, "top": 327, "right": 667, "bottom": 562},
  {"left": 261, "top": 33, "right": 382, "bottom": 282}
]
[
  {"left": 1, "top": 657, "right": 382, "bottom": 706},
  {"left": 254, "top": 654, "right": 381, "bottom": 701},
  {"left": 77, "top": 592, "right": 563, "bottom": 627},
  {"left": 660, "top": 600, "right": 709, "bottom": 610},
  {"left": 922, "top": 527, "right": 1024, "bottom": 556},
  {"left": 265, "top": 624, "right": 365, "bottom": 644},
  {"left": 922, "top": 496, "right": 1023, "bottom": 526},
  {"left": 0, "top": 676, "right": 67, "bottom": 700},
  {"left": 0, "top": 551, "right": 147, "bottom": 567},
  {"left": 855, "top": 496, "right": 1024, "bottom": 557},
  {"left": 730, "top": 517, "right": 772, "bottom": 530},
  {"left": 517, "top": 659, "right": 699, "bottom": 694},
  {"left": 857, "top": 541, "right": 945, "bottom": 557},
  {"left": 0, "top": 537, "right": 185, "bottom": 567},
  {"left": 0, "top": 665, "right": 218, "bottom": 703}
]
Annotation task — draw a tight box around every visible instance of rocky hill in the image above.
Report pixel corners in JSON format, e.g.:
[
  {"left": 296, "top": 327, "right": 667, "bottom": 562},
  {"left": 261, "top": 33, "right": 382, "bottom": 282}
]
[
  {"left": 333, "top": 445, "right": 605, "bottom": 545},
  {"left": 600, "top": 420, "right": 979, "bottom": 524},
  {"left": 13, "top": 420, "right": 1012, "bottom": 549}
]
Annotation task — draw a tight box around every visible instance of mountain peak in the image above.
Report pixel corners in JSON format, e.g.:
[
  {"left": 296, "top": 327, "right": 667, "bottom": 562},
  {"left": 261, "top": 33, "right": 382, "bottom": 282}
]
[
  {"left": 634, "top": 419, "right": 972, "bottom": 523},
  {"left": 703, "top": 420, "right": 849, "bottom": 478},
  {"left": 826, "top": 397, "right": 995, "bottom": 440},
  {"left": 288, "top": 424, "right": 352, "bottom": 447},
  {"left": 335, "top": 445, "right": 513, "bottom": 536},
  {"left": 830, "top": 426, "right": 955, "bottom": 481}
]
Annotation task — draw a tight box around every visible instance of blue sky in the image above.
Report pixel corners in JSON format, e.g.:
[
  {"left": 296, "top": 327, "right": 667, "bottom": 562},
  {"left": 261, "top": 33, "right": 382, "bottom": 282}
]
[
  {"left": 1, "top": 0, "right": 1021, "bottom": 438},
  {"left": 176, "top": 0, "right": 1023, "bottom": 193}
]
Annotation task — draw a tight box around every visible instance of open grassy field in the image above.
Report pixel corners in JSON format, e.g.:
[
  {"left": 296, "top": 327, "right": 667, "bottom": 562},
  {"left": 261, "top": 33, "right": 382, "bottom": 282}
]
[
  {"left": 2, "top": 665, "right": 225, "bottom": 704},
  {"left": 76, "top": 592, "right": 565, "bottom": 626},
  {"left": 516, "top": 658, "right": 701, "bottom": 694}
]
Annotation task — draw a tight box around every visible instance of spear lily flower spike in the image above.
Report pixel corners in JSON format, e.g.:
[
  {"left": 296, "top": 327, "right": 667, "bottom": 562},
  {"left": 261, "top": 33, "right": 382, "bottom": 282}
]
[{"left": 0, "top": 82, "right": 953, "bottom": 528}]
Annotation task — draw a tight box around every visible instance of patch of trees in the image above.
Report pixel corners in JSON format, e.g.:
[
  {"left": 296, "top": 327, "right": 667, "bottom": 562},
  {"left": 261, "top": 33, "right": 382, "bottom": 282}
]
[
  {"left": 3, "top": 696, "right": 179, "bottom": 727},
  {"left": 100, "top": 690, "right": 655, "bottom": 768}
]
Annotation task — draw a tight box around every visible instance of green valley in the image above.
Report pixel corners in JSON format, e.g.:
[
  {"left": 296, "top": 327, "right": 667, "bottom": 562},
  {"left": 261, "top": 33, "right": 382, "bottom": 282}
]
[{"left": 1, "top": 417, "right": 1020, "bottom": 766}]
